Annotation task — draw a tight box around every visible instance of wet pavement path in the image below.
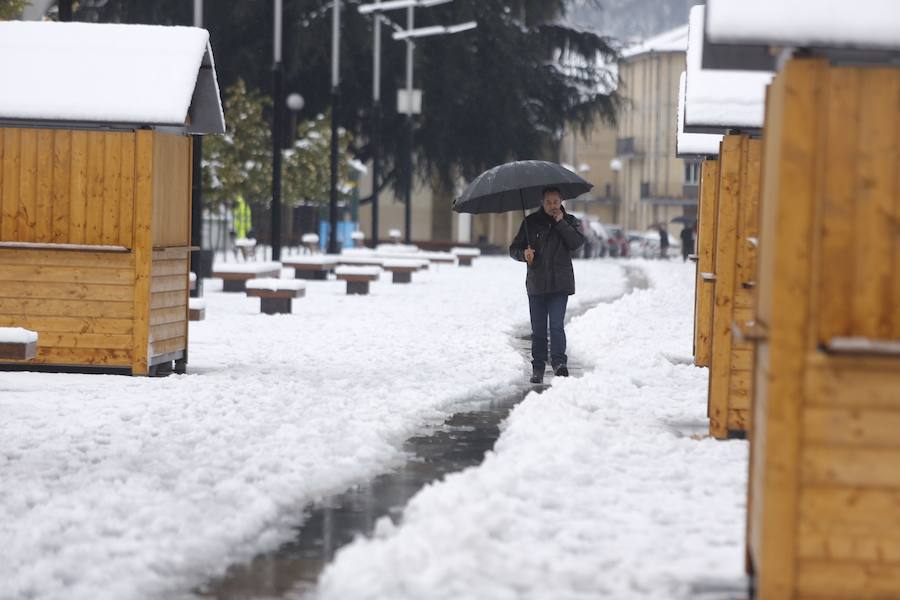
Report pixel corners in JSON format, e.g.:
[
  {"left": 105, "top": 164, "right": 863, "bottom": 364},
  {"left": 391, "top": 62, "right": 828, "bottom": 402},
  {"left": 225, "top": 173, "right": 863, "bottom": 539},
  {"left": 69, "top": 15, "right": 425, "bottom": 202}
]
[{"left": 196, "top": 266, "right": 648, "bottom": 600}]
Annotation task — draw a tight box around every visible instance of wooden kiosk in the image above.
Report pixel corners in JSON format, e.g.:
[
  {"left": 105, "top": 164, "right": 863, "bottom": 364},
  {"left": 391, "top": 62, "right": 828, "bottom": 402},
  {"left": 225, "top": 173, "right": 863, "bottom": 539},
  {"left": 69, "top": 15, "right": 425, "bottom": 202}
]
[
  {"left": 676, "top": 70, "right": 722, "bottom": 370},
  {"left": 683, "top": 6, "right": 772, "bottom": 439},
  {"left": 0, "top": 21, "right": 225, "bottom": 376},
  {"left": 705, "top": 1, "right": 900, "bottom": 596}
]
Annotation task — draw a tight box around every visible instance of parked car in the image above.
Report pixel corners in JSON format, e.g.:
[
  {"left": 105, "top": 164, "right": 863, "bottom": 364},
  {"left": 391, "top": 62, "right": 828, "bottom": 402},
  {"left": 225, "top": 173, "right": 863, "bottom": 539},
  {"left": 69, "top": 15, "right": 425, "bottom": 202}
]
[
  {"left": 568, "top": 211, "right": 607, "bottom": 258},
  {"left": 602, "top": 224, "right": 628, "bottom": 257},
  {"left": 638, "top": 229, "right": 681, "bottom": 259}
]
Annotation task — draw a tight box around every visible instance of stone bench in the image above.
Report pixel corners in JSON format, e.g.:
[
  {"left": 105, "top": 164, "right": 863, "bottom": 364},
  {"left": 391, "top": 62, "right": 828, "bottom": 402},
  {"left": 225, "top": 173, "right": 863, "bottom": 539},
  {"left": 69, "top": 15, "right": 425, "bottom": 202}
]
[
  {"left": 212, "top": 262, "right": 282, "bottom": 292},
  {"left": 382, "top": 259, "right": 428, "bottom": 284},
  {"left": 0, "top": 327, "right": 38, "bottom": 360},
  {"left": 451, "top": 246, "right": 481, "bottom": 267},
  {"left": 335, "top": 266, "right": 381, "bottom": 295},
  {"left": 188, "top": 298, "right": 206, "bottom": 321},
  {"left": 245, "top": 278, "right": 306, "bottom": 314},
  {"left": 283, "top": 256, "right": 338, "bottom": 280}
]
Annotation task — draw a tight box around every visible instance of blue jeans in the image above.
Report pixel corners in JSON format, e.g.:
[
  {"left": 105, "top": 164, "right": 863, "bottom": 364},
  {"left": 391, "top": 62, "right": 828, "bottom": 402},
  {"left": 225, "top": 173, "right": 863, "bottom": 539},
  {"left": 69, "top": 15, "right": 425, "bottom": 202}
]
[{"left": 528, "top": 293, "right": 568, "bottom": 370}]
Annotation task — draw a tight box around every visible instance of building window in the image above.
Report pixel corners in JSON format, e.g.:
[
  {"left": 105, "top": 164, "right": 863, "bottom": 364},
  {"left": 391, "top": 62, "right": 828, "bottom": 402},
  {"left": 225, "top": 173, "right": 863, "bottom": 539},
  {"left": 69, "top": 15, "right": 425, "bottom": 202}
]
[{"left": 684, "top": 161, "right": 700, "bottom": 185}]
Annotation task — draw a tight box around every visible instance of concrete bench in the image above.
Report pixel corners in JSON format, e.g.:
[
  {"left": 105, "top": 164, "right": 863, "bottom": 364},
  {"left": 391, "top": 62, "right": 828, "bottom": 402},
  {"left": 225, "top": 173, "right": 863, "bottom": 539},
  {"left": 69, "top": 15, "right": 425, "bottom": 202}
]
[
  {"left": 245, "top": 278, "right": 306, "bottom": 314},
  {"left": 283, "top": 256, "right": 338, "bottom": 280},
  {"left": 212, "top": 262, "right": 282, "bottom": 292},
  {"left": 0, "top": 327, "right": 38, "bottom": 360},
  {"left": 188, "top": 298, "right": 206, "bottom": 321},
  {"left": 451, "top": 246, "right": 481, "bottom": 267},
  {"left": 234, "top": 237, "right": 257, "bottom": 260},
  {"left": 382, "top": 259, "right": 428, "bottom": 283},
  {"left": 335, "top": 266, "right": 381, "bottom": 295}
]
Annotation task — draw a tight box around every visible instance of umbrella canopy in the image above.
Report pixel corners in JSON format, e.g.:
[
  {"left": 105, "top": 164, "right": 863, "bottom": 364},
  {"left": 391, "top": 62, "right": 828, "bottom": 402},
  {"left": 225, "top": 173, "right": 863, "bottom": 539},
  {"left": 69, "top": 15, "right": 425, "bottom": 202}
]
[
  {"left": 452, "top": 160, "right": 593, "bottom": 214},
  {"left": 670, "top": 215, "right": 697, "bottom": 225}
]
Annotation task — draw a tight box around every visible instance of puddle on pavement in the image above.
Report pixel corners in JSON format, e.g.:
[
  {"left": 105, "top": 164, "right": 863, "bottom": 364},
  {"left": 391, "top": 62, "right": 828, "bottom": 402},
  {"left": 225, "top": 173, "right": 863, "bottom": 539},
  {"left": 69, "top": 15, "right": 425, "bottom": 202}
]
[{"left": 196, "top": 265, "right": 647, "bottom": 600}]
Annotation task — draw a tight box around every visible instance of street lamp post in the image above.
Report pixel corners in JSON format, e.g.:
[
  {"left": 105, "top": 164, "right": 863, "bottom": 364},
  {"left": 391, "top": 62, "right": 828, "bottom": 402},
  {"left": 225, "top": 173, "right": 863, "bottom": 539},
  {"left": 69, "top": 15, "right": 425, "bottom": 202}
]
[
  {"left": 328, "top": 0, "right": 342, "bottom": 255},
  {"left": 370, "top": 8, "right": 383, "bottom": 247},
  {"left": 358, "top": 0, "right": 471, "bottom": 246},
  {"left": 271, "top": 0, "right": 285, "bottom": 261}
]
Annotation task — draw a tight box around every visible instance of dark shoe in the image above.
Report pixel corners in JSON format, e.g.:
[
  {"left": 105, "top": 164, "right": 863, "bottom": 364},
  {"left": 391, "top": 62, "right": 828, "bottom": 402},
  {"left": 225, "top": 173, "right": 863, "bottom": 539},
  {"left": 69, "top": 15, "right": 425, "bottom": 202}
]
[
  {"left": 554, "top": 364, "right": 569, "bottom": 377},
  {"left": 530, "top": 367, "right": 544, "bottom": 384}
]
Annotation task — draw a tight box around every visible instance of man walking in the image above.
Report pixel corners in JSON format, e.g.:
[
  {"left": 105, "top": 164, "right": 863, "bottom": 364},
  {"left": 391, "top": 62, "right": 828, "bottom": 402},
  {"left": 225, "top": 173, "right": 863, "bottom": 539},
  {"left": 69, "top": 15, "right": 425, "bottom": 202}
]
[{"left": 509, "top": 187, "right": 585, "bottom": 384}]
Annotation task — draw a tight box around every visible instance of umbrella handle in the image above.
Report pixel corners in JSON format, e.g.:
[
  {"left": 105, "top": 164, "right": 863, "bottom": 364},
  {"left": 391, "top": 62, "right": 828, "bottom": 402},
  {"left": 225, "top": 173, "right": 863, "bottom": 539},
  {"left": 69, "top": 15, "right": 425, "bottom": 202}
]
[{"left": 519, "top": 187, "right": 530, "bottom": 246}]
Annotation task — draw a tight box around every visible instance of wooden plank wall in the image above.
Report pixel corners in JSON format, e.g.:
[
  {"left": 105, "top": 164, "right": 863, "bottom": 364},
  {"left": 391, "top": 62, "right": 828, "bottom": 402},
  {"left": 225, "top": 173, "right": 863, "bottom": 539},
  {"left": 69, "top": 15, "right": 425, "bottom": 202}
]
[
  {"left": 149, "top": 247, "right": 188, "bottom": 361},
  {"left": 707, "top": 134, "right": 761, "bottom": 439},
  {"left": 0, "top": 128, "right": 136, "bottom": 247},
  {"left": 693, "top": 158, "right": 720, "bottom": 368},
  {"left": 151, "top": 132, "right": 190, "bottom": 248},
  {"left": 0, "top": 248, "right": 134, "bottom": 367},
  {"left": 750, "top": 58, "right": 900, "bottom": 599}
]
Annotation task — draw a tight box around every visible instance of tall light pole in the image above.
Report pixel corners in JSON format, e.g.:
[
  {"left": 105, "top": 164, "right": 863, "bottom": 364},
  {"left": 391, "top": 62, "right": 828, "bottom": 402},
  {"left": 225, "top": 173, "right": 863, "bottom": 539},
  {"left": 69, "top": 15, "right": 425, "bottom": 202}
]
[
  {"left": 370, "top": 6, "right": 383, "bottom": 247},
  {"left": 271, "top": 0, "right": 284, "bottom": 260},
  {"left": 393, "top": 19, "right": 477, "bottom": 244},
  {"left": 191, "top": 0, "right": 204, "bottom": 296},
  {"left": 328, "top": 0, "right": 342, "bottom": 254}
]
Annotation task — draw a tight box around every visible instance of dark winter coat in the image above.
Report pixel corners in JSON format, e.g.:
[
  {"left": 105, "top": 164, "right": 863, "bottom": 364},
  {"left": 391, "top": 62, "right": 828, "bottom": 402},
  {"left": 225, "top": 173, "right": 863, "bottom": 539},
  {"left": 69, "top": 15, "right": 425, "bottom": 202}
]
[{"left": 509, "top": 208, "right": 584, "bottom": 296}]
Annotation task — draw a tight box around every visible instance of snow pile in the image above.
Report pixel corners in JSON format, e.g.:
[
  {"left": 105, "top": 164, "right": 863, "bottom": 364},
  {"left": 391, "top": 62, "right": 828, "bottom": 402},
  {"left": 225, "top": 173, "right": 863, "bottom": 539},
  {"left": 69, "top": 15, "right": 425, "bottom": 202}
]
[
  {"left": 677, "top": 72, "right": 722, "bottom": 156},
  {"left": 0, "top": 327, "right": 38, "bottom": 344},
  {"left": 335, "top": 266, "right": 382, "bottom": 277},
  {"left": 685, "top": 5, "right": 772, "bottom": 130},
  {"left": 0, "top": 257, "right": 624, "bottom": 599},
  {"left": 707, "top": 0, "right": 900, "bottom": 50},
  {"left": 212, "top": 261, "right": 281, "bottom": 274},
  {"left": 245, "top": 278, "right": 306, "bottom": 292},
  {"left": 0, "top": 21, "right": 219, "bottom": 128},
  {"left": 318, "top": 261, "right": 748, "bottom": 600}
]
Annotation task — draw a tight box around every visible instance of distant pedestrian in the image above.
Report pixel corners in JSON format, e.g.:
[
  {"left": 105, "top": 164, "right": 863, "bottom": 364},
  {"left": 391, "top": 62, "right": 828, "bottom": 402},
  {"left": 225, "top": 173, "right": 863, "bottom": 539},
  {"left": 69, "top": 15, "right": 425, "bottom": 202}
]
[
  {"left": 680, "top": 225, "right": 695, "bottom": 262},
  {"left": 659, "top": 224, "right": 670, "bottom": 259},
  {"left": 509, "top": 187, "right": 585, "bottom": 384}
]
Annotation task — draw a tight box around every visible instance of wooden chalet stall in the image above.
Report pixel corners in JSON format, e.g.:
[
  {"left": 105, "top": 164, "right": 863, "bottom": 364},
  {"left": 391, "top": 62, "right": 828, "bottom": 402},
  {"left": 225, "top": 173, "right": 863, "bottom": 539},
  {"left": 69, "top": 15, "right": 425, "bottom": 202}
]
[
  {"left": 684, "top": 6, "right": 772, "bottom": 439},
  {"left": 676, "top": 71, "right": 722, "bottom": 370},
  {"left": 0, "top": 21, "right": 224, "bottom": 376},
  {"left": 706, "top": 1, "right": 900, "bottom": 597}
]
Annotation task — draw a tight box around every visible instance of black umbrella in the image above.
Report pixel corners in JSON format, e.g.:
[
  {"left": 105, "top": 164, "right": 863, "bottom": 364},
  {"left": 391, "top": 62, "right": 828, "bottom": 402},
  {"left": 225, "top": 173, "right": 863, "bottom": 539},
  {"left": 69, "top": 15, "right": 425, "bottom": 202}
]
[
  {"left": 452, "top": 160, "right": 592, "bottom": 246},
  {"left": 670, "top": 215, "right": 696, "bottom": 225}
]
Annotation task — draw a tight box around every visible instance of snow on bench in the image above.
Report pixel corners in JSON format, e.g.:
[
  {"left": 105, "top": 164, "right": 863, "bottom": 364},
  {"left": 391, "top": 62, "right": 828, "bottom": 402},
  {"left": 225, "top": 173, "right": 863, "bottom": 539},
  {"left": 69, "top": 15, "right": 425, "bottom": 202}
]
[
  {"left": 282, "top": 255, "right": 338, "bottom": 280},
  {"left": 335, "top": 255, "right": 387, "bottom": 268},
  {"left": 188, "top": 297, "right": 206, "bottom": 321},
  {"left": 212, "top": 261, "right": 282, "bottom": 292},
  {"left": 381, "top": 258, "right": 428, "bottom": 284},
  {"left": 245, "top": 278, "right": 306, "bottom": 314},
  {"left": 450, "top": 246, "right": 481, "bottom": 266},
  {"left": 376, "top": 243, "right": 420, "bottom": 254},
  {"left": 0, "top": 327, "right": 38, "bottom": 360},
  {"left": 335, "top": 266, "right": 381, "bottom": 295}
]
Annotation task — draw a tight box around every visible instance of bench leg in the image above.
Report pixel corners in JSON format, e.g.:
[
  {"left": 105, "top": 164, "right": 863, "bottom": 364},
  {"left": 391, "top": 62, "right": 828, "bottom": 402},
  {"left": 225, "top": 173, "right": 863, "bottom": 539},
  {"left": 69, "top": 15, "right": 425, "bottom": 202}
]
[
  {"left": 295, "top": 269, "right": 328, "bottom": 280},
  {"left": 260, "top": 297, "right": 293, "bottom": 314},
  {"left": 458, "top": 257, "right": 473, "bottom": 267},
  {"left": 347, "top": 281, "right": 370, "bottom": 295},
  {"left": 222, "top": 279, "right": 247, "bottom": 292},
  {"left": 174, "top": 356, "right": 187, "bottom": 374},
  {"left": 392, "top": 271, "right": 412, "bottom": 284}
]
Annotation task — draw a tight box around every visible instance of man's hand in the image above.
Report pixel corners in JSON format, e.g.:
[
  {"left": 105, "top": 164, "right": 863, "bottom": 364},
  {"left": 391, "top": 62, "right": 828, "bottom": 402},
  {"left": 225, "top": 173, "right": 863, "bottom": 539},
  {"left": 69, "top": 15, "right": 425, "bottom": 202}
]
[
  {"left": 524, "top": 247, "right": 535, "bottom": 265},
  {"left": 552, "top": 208, "right": 563, "bottom": 223}
]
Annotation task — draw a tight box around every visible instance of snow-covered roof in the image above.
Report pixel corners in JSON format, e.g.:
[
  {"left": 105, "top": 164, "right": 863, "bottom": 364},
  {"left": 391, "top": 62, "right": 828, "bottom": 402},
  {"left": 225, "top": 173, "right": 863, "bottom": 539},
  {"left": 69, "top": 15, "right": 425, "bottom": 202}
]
[
  {"left": 0, "top": 21, "right": 225, "bottom": 134},
  {"left": 706, "top": 0, "right": 900, "bottom": 51},
  {"left": 684, "top": 6, "right": 772, "bottom": 132},
  {"left": 676, "top": 72, "right": 722, "bottom": 157},
  {"left": 620, "top": 24, "right": 689, "bottom": 60}
]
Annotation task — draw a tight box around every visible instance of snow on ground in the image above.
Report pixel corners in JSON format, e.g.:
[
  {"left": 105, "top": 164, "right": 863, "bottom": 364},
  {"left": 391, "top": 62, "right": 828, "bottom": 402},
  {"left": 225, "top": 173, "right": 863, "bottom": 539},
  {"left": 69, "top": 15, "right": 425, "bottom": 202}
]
[
  {"left": 0, "top": 256, "right": 623, "bottom": 600},
  {"left": 318, "top": 260, "right": 749, "bottom": 600}
]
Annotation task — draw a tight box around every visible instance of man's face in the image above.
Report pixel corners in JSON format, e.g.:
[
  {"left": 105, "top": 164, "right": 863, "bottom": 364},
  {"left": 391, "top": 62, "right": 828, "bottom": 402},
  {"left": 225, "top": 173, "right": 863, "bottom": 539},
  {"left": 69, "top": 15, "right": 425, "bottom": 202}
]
[{"left": 542, "top": 192, "right": 562, "bottom": 215}]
